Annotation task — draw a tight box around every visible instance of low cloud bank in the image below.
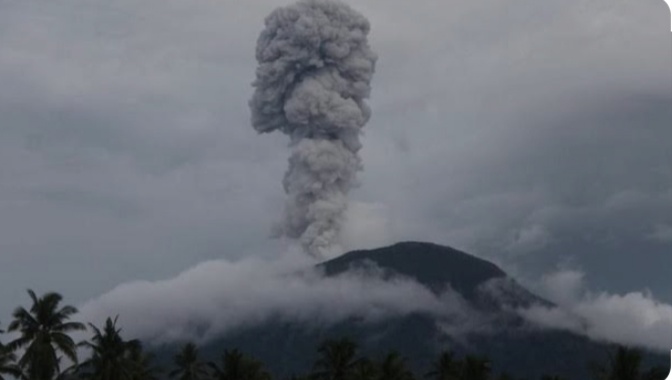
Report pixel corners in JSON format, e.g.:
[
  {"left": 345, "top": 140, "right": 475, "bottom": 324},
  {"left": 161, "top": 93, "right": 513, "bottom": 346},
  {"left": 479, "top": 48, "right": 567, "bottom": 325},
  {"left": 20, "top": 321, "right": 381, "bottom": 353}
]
[
  {"left": 79, "top": 253, "right": 672, "bottom": 352},
  {"left": 78, "top": 250, "right": 463, "bottom": 345},
  {"left": 519, "top": 270, "right": 672, "bottom": 352}
]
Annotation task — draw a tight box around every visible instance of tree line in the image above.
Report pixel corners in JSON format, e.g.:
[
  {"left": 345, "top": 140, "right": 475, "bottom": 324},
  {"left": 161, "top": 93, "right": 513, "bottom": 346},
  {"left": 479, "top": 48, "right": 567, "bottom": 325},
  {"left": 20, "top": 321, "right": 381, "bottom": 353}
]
[{"left": 0, "top": 290, "right": 668, "bottom": 380}]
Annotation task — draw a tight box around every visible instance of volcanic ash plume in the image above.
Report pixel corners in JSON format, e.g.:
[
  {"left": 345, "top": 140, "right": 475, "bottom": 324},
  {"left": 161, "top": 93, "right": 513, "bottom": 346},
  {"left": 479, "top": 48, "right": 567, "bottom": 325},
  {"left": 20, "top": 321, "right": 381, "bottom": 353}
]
[{"left": 250, "top": 0, "right": 377, "bottom": 257}]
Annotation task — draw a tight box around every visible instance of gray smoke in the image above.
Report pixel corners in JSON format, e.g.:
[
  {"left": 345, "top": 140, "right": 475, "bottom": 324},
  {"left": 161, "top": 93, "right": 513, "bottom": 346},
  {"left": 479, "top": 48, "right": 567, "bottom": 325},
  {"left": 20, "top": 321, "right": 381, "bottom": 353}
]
[{"left": 249, "top": 0, "right": 377, "bottom": 258}]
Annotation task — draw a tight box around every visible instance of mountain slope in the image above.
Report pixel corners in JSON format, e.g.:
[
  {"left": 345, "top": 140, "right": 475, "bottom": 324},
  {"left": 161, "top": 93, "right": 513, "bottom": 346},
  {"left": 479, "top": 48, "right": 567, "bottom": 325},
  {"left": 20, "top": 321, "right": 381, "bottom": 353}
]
[
  {"left": 319, "top": 241, "right": 547, "bottom": 310},
  {"left": 321, "top": 242, "right": 505, "bottom": 297},
  {"left": 152, "top": 241, "right": 667, "bottom": 378}
]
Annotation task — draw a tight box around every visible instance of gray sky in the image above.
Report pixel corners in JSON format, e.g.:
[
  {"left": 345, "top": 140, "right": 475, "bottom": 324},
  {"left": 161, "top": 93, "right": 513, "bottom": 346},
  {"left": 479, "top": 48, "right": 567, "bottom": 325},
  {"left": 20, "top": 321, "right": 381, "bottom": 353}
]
[{"left": 0, "top": 0, "right": 670, "bottom": 345}]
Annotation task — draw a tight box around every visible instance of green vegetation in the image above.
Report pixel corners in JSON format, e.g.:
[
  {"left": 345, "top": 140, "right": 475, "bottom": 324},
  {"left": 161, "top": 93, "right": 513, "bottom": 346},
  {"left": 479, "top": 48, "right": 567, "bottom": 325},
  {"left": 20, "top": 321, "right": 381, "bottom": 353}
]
[
  {"left": 0, "top": 290, "right": 669, "bottom": 380},
  {"left": 5, "top": 290, "right": 85, "bottom": 380},
  {"left": 168, "top": 343, "right": 208, "bottom": 380}
]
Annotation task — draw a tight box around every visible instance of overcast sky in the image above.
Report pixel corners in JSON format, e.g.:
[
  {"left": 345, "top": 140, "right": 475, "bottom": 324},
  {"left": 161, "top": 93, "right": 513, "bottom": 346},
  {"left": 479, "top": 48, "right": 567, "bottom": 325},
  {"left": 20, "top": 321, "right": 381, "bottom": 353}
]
[{"left": 0, "top": 0, "right": 670, "bottom": 340}]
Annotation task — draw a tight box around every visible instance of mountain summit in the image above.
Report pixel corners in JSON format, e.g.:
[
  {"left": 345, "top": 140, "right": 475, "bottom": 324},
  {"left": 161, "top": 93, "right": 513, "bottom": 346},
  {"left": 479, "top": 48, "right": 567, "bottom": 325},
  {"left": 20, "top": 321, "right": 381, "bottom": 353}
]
[
  {"left": 321, "top": 241, "right": 546, "bottom": 311},
  {"left": 321, "top": 242, "right": 505, "bottom": 296}
]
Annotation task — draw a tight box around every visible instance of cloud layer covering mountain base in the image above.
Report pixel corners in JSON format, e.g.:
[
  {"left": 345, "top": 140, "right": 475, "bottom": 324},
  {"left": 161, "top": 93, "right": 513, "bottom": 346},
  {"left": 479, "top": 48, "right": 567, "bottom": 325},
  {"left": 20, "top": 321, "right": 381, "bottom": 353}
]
[
  {"left": 78, "top": 252, "right": 672, "bottom": 352},
  {"left": 519, "top": 270, "right": 672, "bottom": 352},
  {"left": 78, "top": 250, "right": 461, "bottom": 345}
]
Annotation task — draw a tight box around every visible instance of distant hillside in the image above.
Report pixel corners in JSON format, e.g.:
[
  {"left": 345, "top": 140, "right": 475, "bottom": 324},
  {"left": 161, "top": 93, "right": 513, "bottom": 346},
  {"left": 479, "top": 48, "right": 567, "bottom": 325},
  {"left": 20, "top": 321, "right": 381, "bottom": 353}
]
[{"left": 152, "top": 241, "right": 667, "bottom": 378}]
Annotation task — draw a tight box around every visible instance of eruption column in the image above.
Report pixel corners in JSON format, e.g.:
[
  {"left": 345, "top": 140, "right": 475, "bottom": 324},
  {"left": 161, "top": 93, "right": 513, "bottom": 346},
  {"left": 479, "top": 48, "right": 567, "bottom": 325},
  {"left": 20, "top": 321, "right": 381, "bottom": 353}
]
[{"left": 249, "top": 0, "right": 377, "bottom": 257}]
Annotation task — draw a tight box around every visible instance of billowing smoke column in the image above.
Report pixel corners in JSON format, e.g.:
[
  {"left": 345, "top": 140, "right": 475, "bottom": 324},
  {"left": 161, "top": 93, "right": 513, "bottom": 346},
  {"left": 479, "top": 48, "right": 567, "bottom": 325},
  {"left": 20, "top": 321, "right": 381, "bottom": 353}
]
[{"left": 250, "top": 0, "right": 377, "bottom": 258}]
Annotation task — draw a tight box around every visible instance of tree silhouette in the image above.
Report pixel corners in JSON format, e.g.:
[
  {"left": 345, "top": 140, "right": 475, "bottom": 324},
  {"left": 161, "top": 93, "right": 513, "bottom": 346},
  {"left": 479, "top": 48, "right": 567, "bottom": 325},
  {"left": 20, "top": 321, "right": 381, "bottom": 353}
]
[
  {"left": 610, "top": 347, "right": 642, "bottom": 380},
  {"left": 78, "top": 316, "right": 142, "bottom": 380},
  {"left": 425, "top": 351, "right": 460, "bottom": 380},
  {"left": 377, "top": 352, "right": 414, "bottom": 380},
  {"left": 313, "top": 338, "right": 357, "bottom": 380},
  {"left": 641, "top": 366, "right": 669, "bottom": 380},
  {"left": 592, "top": 346, "right": 644, "bottom": 380},
  {"left": 461, "top": 355, "right": 491, "bottom": 380},
  {"left": 540, "top": 375, "right": 565, "bottom": 380},
  {"left": 208, "top": 349, "right": 270, "bottom": 380},
  {"left": 312, "top": 338, "right": 359, "bottom": 380},
  {"left": 126, "top": 343, "right": 161, "bottom": 380},
  {"left": 0, "top": 344, "right": 22, "bottom": 380},
  {"left": 351, "top": 358, "right": 378, "bottom": 380},
  {"left": 0, "top": 323, "right": 22, "bottom": 380},
  {"left": 7, "top": 290, "right": 85, "bottom": 380},
  {"left": 168, "top": 342, "right": 209, "bottom": 380}
]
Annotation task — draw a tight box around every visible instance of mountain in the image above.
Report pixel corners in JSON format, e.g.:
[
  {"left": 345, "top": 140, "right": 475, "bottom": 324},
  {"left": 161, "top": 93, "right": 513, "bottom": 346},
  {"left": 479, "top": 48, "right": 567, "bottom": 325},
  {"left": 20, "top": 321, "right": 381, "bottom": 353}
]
[
  {"left": 319, "top": 241, "right": 549, "bottom": 309},
  {"left": 152, "top": 241, "right": 667, "bottom": 378},
  {"left": 321, "top": 242, "right": 506, "bottom": 297}
]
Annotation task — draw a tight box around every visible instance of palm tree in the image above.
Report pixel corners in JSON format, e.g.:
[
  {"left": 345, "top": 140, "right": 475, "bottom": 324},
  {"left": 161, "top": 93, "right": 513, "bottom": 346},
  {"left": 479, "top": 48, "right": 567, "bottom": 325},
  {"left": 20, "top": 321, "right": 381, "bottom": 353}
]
[
  {"left": 0, "top": 323, "right": 23, "bottom": 380},
  {"left": 284, "top": 375, "right": 315, "bottom": 380},
  {"left": 208, "top": 349, "right": 245, "bottom": 380},
  {"left": 169, "top": 343, "right": 209, "bottom": 380},
  {"left": 641, "top": 366, "right": 668, "bottom": 380},
  {"left": 0, "top": 345, "right": 22, "bottom": 380},
  {"left": 496, "top": 373, "right": 514, "bottom": 380},
  {"left": 540, "top": 376, "right": 565, "bottom": 380},
  {"left": 312, "top": 338, "right": 359, "bottom": 380},
  {"left": 77, "top": 316, "right": 142, "bottom": 380},
  {"left": 7, "top": 290, "right": 85, "bottom": 380},
  {"left": 126, "top": 343, "right": 161, "bottom": 380},
  {"left": 609, "top": 347, "right": 642, "bottom": 380},
  {"left": 425, "top": 351, "right": 460, "bottom": 380},
  {"left": 377, "top": 352, "right": 414, "bottom": 380},
  {"left": 54, "top": 362, "right": 79, "bottom": 380},
  {"left": 593, "top": 346, "right": 643, "bottom": 380},
  {"left": 461, "top": 355, "right": 491, "bottom": 380},
  {"left": 351, "top": 358, "right": 378, "bottom": 380},
  {"left": 208, "top": 349, "right": 270, "bottom": 380}
]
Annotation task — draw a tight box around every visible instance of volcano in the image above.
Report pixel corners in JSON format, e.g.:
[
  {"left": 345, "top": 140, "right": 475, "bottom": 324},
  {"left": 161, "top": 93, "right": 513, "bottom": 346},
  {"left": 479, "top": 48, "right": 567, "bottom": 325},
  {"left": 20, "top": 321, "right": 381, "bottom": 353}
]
[{"left": 152, "top": 242, "right": 667, "bottom": 378}]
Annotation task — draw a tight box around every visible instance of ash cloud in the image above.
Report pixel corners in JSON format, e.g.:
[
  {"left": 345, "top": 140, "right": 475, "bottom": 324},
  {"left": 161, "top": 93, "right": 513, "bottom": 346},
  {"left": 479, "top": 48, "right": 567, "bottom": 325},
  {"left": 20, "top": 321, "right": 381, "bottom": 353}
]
[{"left": 249, "top": 0, "right": 377, "bottom": 258}]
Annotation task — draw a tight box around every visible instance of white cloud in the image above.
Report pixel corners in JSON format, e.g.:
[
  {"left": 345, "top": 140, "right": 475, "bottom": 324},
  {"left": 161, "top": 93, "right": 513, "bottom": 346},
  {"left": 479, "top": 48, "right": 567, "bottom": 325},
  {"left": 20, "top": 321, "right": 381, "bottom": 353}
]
[
  {"left": 537, "top": 269, "right": 586, "bottom": 306},
  {"left": 647, "top": 224, "right": 672, "bottom": 243},
  {"left": 77, "top": 251, "right": 464, "bottom": 345},
  {"left": 520, "top": 270, "right": 672, "bottom": 352}
]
